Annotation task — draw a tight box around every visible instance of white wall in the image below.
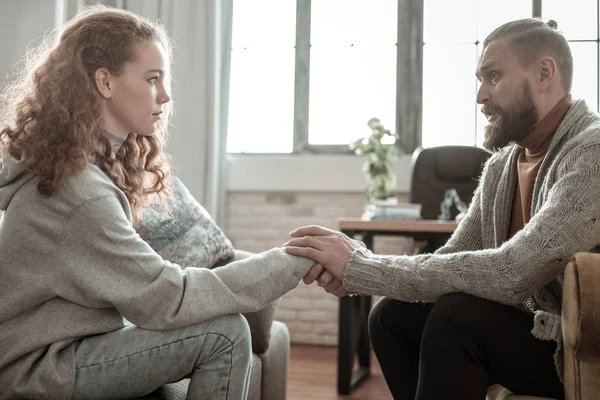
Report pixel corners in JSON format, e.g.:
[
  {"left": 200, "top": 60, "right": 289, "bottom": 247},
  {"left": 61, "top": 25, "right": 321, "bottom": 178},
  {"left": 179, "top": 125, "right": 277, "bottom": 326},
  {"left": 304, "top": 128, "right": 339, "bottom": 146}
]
[
  {"left": 228, "top": 153, "right": 413, "bottom": 192},
  {"left": 0, "top": 0, "right": 56, "bottom": 89}
]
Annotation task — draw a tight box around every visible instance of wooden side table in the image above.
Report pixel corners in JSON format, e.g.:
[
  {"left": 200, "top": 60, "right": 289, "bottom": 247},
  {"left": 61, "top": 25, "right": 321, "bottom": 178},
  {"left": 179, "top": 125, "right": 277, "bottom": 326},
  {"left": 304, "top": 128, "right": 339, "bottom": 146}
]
[{"left": 336, "top": 218, "right": 458, "bottom": 395}]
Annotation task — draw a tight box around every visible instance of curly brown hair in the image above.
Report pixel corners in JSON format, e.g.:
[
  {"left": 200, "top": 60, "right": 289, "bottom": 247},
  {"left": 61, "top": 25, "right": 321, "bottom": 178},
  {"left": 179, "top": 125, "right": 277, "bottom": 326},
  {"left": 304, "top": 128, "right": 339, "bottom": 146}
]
[{"left": 0, "top": 6, "right": 173, "bottom": 222}]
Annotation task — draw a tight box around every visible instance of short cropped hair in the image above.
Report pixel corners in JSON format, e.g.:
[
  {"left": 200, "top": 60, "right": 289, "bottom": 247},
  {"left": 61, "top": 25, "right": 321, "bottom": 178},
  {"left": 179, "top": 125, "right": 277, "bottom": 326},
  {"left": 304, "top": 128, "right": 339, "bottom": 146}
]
[{"left": 483, "top": 19, "right": 573, "bottom": 92}]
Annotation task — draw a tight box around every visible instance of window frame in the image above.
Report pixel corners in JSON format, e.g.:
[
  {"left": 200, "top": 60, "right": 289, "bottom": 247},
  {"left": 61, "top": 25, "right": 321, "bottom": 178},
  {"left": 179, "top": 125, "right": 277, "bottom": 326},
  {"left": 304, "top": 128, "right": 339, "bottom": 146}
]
[
  {"left": 230, "top": 0, "right": 600, "bottom": 155},
  {"left": 229, "top": 0, "right": 406, "bottom": 155},
  {"left": 292, "top": 0, "right": 407, "bottom": 154}
]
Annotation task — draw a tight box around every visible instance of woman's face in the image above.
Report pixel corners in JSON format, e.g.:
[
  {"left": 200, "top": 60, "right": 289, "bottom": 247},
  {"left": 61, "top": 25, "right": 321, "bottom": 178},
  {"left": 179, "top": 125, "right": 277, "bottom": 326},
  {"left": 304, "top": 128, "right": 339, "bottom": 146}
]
[{"left": 100, "top": 39, "right": 171, "bottom": 137}]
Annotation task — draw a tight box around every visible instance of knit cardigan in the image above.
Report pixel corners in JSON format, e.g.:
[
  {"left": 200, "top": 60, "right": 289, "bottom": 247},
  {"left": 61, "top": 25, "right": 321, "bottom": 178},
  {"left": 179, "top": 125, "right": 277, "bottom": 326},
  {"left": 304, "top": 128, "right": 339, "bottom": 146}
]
[{"left": 344, "top": 100, "right": 600, "bottom": 379}]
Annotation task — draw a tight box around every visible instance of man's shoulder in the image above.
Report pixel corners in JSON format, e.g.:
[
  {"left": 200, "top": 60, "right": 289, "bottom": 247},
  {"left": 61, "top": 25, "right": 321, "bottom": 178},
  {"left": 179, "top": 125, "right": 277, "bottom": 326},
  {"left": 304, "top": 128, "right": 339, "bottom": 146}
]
[
  {"left": 568, "top": 121, "right": 600, "bottom": 146},
  {"left": 550, "top": 120, "right": 600, "bottom": 176},
  {"left": 560, "top": 100, "right": 600, "bottom": 148}
]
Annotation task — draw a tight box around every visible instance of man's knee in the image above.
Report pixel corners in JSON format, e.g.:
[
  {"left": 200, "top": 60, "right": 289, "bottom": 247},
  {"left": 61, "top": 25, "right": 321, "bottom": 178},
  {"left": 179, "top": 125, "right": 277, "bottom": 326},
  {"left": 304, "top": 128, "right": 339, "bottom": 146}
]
[
  {"left": 427, "top": 293, "right": 497, "bottom": 334},
  {"left": 368, "top": 297, "right": 429, "bottom": 339},
  {"left": 368, "top": 296, "right": 397, "bottom": 337}
]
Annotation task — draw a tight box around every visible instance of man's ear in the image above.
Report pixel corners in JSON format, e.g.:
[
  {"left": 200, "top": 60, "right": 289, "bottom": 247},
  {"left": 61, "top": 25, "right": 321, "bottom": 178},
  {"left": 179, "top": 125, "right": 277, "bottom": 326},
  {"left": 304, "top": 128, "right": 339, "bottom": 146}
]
[
  {"left": 537, "top": 56, "right": 558, "bottom": 92},
  {"left": 95, "top": 68, "right": 114, "bottom": 99}
]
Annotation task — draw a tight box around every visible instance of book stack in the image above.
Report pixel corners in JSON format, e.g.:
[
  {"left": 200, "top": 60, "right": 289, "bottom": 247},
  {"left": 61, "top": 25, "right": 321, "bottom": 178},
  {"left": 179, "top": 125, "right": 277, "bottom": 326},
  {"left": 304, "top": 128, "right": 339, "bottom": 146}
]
[{"left": 361, "top": 202, "right": 422, "bottom": 221}]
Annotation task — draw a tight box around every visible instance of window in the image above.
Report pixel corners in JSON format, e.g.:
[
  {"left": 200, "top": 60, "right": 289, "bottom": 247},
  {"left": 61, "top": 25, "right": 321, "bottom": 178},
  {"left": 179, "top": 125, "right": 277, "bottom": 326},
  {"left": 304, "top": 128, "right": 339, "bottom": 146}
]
[
  {"left": 308, "top": 1, "right": 398, "bottom": 146},
  {"left": 423, "top": 0, "right": 532, "bottom": 148},
  {"left": 227, "top": 0, "right": 398, "bottom": 153},
  {"left": 423, "top": 0, "right": 600, "bottom": 148},
  {"left": 227, "top": 1, "right": 297, "bottom": 153},
  {"left": 228, "top": 0, "right": 600, "bottom": 153},
  {"left": 542, "top": 0, "right": 599, "bottom": 112}
]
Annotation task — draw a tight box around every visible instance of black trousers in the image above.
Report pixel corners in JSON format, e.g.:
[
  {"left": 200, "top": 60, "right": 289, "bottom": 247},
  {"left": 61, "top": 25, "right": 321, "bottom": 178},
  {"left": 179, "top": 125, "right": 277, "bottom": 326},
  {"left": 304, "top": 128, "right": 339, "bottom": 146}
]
[{"left": 368, "top": 293, "right": 564, "bottom": 400}]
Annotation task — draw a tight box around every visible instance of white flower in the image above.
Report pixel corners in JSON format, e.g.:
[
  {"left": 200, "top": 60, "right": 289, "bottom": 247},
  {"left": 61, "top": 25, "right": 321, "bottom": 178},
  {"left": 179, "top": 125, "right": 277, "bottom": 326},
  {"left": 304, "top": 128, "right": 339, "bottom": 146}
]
[{"left": 367, "top": 117, "right": 382, "bottom": 130}]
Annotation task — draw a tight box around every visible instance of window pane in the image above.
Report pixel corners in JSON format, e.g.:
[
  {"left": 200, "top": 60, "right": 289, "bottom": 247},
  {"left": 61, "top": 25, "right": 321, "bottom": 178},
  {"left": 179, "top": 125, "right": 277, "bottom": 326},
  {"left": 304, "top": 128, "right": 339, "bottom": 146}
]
[
  {"left": 424, "top": 0, "right": 477, "bottom": 44},
  {"left": 543, "top": 0, "right": 597, "bottom": 40},
  {"left": 475, "top": 79, "right": 487, "bottom": 148},
  {"left": 231, "top": 0, "right": 296, "bottom": 49},
  {"left": 227, "top": 47, "right": 296, "bottom": 153},
  {"left": 311, "top": 0, "right": 397, "bottom": 46},
  {"left": 308, "top": 0, "right": 397, "bottom": 145},
  {"left": 570, "top": 42, "right": 598, "bottom": 111},
  {"left": 228, "top": 1, "right": 296, "bottom": 153},
  {"left": 308, "top": 45, "right": 397, "bottom": 145},
  {"left": 476, "top": 0, "right": 532, "bottom": 41},
  {"left": 422, "top": 44, "right": 478, "bottom": 148},
  {"left": 475, "top": 44, "right": 486, "bottom": 147}
]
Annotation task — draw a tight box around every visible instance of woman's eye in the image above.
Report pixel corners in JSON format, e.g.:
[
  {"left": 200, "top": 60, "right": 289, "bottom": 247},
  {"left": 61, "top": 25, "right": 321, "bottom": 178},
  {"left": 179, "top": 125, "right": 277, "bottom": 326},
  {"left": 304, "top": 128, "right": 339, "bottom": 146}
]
[{"left": 148, "top": 77, "right": 158, "bottom": 85}]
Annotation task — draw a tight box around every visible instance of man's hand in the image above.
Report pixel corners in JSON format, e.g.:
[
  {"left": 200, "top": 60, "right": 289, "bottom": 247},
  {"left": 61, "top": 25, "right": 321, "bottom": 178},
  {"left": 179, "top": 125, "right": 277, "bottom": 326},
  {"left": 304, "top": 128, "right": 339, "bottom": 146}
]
[{"left": 284, "top": 225, "right": 365, "bottom": 282}]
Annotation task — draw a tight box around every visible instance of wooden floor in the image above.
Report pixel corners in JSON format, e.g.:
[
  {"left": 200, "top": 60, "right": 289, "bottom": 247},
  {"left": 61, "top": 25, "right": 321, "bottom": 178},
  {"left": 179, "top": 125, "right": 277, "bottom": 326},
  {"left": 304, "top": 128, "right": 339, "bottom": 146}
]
[{"left": 287, "top": 344, "right": 392, "bottom": 400}]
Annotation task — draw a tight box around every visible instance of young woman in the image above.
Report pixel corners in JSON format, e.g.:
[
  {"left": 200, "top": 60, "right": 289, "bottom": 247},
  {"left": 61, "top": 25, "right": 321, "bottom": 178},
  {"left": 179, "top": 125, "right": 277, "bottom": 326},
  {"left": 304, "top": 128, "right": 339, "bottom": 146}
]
[{"left": 0, "top": 6, "right": 313, "bottom": 399}]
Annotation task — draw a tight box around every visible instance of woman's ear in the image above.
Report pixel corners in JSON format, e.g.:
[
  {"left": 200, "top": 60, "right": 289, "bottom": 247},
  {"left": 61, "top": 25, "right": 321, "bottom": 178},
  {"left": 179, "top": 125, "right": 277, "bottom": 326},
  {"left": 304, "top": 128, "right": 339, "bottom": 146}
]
[{"left": 95, "top": 68, "right": 113, "bottom": 99}]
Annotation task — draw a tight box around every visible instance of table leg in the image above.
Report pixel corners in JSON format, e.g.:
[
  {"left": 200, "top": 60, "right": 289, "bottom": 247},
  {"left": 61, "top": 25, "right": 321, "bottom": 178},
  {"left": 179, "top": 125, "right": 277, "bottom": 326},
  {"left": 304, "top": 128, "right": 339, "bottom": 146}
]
[
  {"left": 357, "top": 295, "right": 372, "bottom": 368},
  {"left": 337, "top": 295, "right": 372, "bottom": 394}
]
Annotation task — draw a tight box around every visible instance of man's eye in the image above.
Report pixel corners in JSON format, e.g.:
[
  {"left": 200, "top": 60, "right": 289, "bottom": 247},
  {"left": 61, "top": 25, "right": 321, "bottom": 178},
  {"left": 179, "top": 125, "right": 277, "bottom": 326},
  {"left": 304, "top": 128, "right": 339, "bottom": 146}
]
[
  {"left": 490, "top": 72, "right": 499, "bottom": 83},
  {"left": 148, "top": 77, "right": 158, "bottom": 85}
]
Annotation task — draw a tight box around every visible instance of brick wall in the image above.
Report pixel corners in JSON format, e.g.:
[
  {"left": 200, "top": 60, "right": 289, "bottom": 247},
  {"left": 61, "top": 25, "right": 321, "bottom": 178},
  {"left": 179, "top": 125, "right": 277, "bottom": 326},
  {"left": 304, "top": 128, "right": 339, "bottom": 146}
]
[{"left": 225, "top": 191, "right": 413, "bottom": 345}]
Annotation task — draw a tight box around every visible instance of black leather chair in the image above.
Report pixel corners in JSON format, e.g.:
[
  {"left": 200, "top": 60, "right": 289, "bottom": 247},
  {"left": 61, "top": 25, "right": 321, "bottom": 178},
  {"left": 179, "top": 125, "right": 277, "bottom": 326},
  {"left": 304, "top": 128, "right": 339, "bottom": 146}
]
[{"left": 410, "top": 145, "right": 490, "bottom": 252}]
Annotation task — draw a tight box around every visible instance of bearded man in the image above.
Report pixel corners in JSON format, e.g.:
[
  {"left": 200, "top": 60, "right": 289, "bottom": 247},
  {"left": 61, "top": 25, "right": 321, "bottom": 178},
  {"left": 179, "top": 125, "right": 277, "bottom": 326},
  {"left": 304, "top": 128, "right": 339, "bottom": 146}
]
[{"left": 286, "top": 18, "right": 600, "bottom": 400}]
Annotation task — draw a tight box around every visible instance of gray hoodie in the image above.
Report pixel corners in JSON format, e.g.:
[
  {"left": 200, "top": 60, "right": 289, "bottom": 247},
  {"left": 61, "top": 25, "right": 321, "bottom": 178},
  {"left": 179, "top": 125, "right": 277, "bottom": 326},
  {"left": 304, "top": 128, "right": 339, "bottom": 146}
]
[{"left": 0, "top": 150, "right": 313, "bottom": 399}]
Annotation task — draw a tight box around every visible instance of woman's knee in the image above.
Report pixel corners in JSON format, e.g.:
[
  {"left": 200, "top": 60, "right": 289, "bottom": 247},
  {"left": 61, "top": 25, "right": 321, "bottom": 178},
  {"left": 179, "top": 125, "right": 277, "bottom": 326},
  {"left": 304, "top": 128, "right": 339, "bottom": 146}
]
[
  {"left": 188, "top": 314, "right": 252, "bottom": 368},
  {"left": 207, "top": 313, "right": 252, "bottom": 346},
  {"left": 182, "top": 313, "right": 252, "bottom": 356}
]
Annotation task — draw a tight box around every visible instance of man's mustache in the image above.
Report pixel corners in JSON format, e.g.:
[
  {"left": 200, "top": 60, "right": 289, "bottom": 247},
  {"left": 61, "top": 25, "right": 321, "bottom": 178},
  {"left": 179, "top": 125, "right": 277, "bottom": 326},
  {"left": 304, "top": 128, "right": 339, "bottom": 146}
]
[{"left": 481, "top": 104, "right": 503, "bottom": 118}]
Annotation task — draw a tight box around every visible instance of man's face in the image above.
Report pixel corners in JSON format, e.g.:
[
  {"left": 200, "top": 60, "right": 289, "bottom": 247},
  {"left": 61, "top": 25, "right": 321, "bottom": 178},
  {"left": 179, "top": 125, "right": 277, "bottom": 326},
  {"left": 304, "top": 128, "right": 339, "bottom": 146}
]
[{"left": 476, "top": 40, "right": 539, "bottom": 151}]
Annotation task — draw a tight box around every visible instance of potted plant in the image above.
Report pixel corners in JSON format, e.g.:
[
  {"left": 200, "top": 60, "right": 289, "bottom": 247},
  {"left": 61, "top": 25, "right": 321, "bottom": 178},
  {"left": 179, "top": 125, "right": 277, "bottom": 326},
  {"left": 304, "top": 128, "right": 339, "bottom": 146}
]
[{"left": 350, "top": 118, "right": 400, "bottom": 203}]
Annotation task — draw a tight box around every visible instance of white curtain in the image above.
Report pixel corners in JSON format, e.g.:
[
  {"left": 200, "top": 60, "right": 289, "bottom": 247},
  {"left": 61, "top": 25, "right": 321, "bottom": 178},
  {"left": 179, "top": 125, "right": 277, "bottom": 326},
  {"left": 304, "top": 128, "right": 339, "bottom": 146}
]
[{"left": 58, "top": 0, "right": 233, "bottom": 225}]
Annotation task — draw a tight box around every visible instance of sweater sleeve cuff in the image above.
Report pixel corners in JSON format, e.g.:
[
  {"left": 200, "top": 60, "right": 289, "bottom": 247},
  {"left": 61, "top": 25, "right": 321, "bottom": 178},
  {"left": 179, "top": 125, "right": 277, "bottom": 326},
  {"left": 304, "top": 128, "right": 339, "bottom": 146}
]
[
  {"left": 531, "top": 311, "right": 562, "bottom": 342},
  {"left": 343, "top": 247, "right": 388, "bottom": 295}
]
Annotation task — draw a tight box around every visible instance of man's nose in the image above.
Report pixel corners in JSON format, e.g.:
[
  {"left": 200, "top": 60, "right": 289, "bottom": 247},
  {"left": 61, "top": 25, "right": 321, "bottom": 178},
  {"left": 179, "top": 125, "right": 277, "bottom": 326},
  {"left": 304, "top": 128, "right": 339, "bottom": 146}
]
[{"left": 477, "top": 84, "right": 490, "bottom": 105}]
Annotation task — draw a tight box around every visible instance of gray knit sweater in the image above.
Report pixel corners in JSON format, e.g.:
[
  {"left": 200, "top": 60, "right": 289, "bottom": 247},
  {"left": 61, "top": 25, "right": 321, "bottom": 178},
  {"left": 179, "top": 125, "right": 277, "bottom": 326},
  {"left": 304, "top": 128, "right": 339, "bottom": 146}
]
[
  {"left": 344, "top": 100, "right": 600, "bottom": 379},
  {"left": 0, "top": 153, "right": 313, "bottom": 400}
]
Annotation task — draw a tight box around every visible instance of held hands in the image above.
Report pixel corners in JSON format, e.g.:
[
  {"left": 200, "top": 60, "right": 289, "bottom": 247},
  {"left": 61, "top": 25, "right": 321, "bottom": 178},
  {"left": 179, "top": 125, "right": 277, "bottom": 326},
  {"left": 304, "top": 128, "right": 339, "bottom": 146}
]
[
  {"left": 284, "top": 225, "right": 366, "bottom": 297},
  {"left": 304, "top": 264, "right": 348, "bottom": 297}
]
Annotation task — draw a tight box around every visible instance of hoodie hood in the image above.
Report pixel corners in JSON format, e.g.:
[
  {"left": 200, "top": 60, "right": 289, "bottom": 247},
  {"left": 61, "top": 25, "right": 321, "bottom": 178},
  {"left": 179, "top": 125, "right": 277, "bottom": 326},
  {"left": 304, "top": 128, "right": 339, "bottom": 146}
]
[{"left": 0, "top": 148, "right": 30, "bottom": 211}]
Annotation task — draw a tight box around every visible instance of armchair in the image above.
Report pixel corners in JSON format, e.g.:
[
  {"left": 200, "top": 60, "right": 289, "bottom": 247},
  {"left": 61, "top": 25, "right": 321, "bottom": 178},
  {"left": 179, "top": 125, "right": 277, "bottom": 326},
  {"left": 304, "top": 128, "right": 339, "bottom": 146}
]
[{"left": 487, "top": 252, "right": 600, "bottom": 400}]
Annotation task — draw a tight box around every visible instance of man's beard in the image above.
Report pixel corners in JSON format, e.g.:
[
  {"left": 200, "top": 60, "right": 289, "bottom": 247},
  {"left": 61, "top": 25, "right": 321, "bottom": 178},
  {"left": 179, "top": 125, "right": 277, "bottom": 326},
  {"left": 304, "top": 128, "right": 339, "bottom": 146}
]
[{"left": 482, "top": 82, "right": 539, "bottom": 152}]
